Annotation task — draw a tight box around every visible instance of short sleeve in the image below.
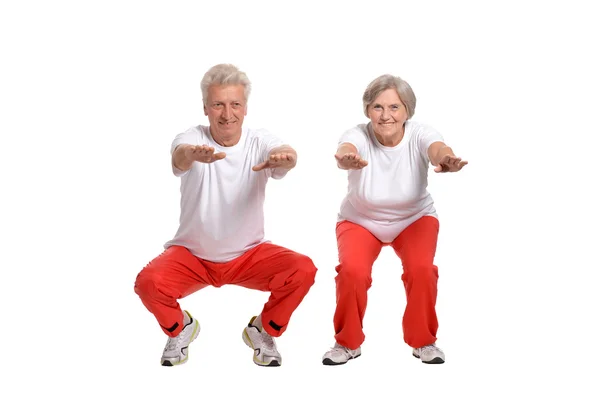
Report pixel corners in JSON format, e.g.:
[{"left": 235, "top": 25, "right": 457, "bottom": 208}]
[
  {"left": 256, "top": 129, "right": 287, "bottom": 179},
  {"left": 416, "top": 124, "right": 444, "bottom": 160},
  {"left": 170, "top": 128, "right": 201, "bottom": 177},
  {"left": 338, "top": 125, "right": 368, "bottom": 157}
]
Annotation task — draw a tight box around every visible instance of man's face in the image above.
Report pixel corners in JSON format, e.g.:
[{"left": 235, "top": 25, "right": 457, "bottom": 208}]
[{"left": 204, "top": 84, "right": 247, "bottom": 144}]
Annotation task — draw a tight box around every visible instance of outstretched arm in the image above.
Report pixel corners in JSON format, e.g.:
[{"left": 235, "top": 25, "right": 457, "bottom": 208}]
[
  {"left": 335, "top": 142, "right": 368, "bottom": 170},
  {"left": 172, "top": 144, "right": 226, "bottom": 172},
  {"left": 252, "top": 145, "right": 297, "bottom": 172},
  {"left": 427, "top": 141, "right": 468, "bottom": 173}
]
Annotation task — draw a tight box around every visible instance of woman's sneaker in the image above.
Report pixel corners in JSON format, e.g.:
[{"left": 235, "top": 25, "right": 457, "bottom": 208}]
[
  {"left": 412, "top": 344, "right": 445, "bottom": 364},
  {"left": 322, "top": 343, "right": 361, "bottom": 365}
]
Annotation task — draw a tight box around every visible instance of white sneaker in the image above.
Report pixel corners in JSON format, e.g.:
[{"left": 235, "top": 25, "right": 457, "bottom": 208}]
[
  {"left": 160, "top": 310, "right": 200, "bottom": 366},
  {"left": 412, "top": 344, "right": 445, "bottom": 364},
  {"left": 322, "top": 342, "right": 361, "bottom": 365},
  {"left": 242, "top": 316, "right": 282, "bottom": 367}
]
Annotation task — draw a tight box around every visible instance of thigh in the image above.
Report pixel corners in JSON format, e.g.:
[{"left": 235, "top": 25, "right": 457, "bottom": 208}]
[
  {"left": 390, "top": 216, "right": 439, "bottom": 270},
  {"left": 137, "top": 245, "right": 212, "bottom": 298},
  {"left": 227, "top": 243, "right": 315, "bottom": 291},
  {"left": 336, "top": 220, "right": 383, "bottom": 274}
]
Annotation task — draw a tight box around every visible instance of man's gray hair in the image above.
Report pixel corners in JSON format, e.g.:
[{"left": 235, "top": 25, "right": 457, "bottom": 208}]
[
  {"left": 362, "top": 74, "right": 416, "bottom": 119},
  {"left": 201, "top": 64, "right": 251, "bottom": 105}
]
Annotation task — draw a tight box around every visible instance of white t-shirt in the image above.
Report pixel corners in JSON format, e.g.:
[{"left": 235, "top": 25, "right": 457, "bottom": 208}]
[
  {"left": 164, "top": 125, "right": 287, "bottom": 262},
  {"left": 338, "top": 121, "right": 444, "bottom": 243}
]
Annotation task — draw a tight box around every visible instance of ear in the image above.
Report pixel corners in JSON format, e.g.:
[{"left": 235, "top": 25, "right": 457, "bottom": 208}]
[
  {"left": 244, "top": 104, "right": 248, "bottom": 116},
  {"left": 203, "top": 104, "right": 208, "bottom": 116}
]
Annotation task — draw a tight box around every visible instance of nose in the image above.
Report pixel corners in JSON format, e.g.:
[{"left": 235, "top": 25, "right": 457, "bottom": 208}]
[
  {"left": 222, "top": 105, "right": 232, "bottom": 120},
  {"left": 381, "top": 108, "right": 390, "bottom": 120}
]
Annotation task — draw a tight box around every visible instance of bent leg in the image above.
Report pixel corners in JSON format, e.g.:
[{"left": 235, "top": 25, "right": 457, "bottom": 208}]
[
  {"left": 134, "top": 245, "right": 213, "bottom": 337},
  {"left": 228, "top": 243, "right": 317, "bottom": 337}
]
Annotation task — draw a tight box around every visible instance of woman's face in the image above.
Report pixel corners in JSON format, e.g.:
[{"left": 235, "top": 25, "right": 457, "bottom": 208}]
[{"left": 367, "top": 88, "right": 408, "bottom": 142}]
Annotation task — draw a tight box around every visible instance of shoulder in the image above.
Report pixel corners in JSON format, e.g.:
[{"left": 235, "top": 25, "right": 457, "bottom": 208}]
[
  {"left": 345, "top": 123, "right": 369, "bottom": 134},
  {"left": 341, "top": 123, "right": 369, "bottom": 140},
  {"left": 245, "top": 127, "right": 274, "bottom": 139},
  {"left": 406, "top": 120, "right": 441, "bottom": 139},
  {"left": 406, "top": 120, "right": 436, "bottom": 133},
  {"left": 175, "top": 124, "right": 207, "bottom": 138}
]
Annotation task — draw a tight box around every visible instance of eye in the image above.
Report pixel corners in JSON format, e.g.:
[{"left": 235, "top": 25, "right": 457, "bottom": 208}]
[
  {"left": 391, "top": 105, "right": 399, "bottom": 110},
  {"left": 373, "top": 105, "right": 382, "bottom": 109}
]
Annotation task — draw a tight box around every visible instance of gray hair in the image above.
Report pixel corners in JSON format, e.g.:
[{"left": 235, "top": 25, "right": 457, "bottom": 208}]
[
  {"left": 362, "top": 74, "right": 416, "bottom": 119},
  {"left": 201, "top": 64, "right": 251, "bottom": 105}
]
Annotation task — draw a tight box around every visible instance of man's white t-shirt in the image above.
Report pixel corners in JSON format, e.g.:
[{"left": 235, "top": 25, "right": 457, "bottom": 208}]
[
  {"left": 164, "top": 125, "right": 287, "bottom": 262},
  {"left": 338, "top": 121, "right": 444, "bottom": 243}
]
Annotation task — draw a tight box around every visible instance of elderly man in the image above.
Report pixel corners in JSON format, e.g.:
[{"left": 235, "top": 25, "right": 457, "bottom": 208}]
[{"left": 134, "top": 64, "right": 317, "bottom": 367}]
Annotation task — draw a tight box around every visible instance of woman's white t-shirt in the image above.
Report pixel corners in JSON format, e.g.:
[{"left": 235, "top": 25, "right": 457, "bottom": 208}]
[{"left": 337, "top": 120, "right": 444, "bottom": 243}]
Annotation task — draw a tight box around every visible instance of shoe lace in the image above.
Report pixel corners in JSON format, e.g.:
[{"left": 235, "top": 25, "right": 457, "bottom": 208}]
[
  {"left": 165, "top": 334, "right": 184, "bottom": 353},
  {"left": 420, "top": 344, "right": 438, "bottom": 354},
  {"left": 331, "top": 343, "right": 352, "bottom": 355},
  {"left": 261, "top": 330, "right": 277, "bottom": 352}
]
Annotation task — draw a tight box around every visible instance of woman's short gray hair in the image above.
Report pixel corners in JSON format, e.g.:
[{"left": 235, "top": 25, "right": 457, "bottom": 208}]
[
  {"left": 201, "top": 64, "right": 252, "bottom": 105},
  {"left": 362, "top": 74, "right": 416, "bottom": 119}
]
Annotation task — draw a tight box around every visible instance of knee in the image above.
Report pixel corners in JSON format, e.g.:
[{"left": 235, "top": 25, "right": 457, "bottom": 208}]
[
  {"left": 294, "top": 255, "right": 317, "bottom": 285},
  {"left": 402, "top": 264, "right": 438, "bottom": 283},
  {"left": 336, "top": 263, "right": 372, "bottom": 287},
  {"left": 134, "top": 267, "right": 162, "bottom": 298}
]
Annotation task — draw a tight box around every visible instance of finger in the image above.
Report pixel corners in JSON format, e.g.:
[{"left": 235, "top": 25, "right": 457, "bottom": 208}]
[
  {"left": 213, "top": 152, "right": 226, "bottom": 161},
  {"left": 252, "top": 161, "right": 268, "bottom": 171},
  {"left": 359, "top": 159, "right": 368, "bottom": 167}
]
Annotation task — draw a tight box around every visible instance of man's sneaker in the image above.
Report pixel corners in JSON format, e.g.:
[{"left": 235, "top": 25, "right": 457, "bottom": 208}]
[
  {"left": 242, "top": 316, "right": 282, "bottom": 367},
  {"left": 160, "top": 310, "right": 200, "bottom": 366},
  {"left": 412, "top": 344, "right": 445, "bottom": 364},
  {"left": 322, "top": 342, "right": 361, "bottom": 365}
]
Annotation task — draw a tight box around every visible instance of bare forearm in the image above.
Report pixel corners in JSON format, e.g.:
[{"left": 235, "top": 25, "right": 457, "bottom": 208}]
[
  {"left": 336, "top": 143, "right": 359, "bottom": 169},
  {"left": 432, "top": 145, "right": 455, "bottom": 166},
  {"left": 172, "top": 144, "right": 194, "bottom": 171}
]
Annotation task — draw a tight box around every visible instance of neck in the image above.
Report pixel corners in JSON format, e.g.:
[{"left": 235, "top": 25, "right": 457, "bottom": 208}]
[
  {"left": 373, "top": 123, "right": 405, "bottom": 147},
  {"left": 210, "top": 128, "right": 242, "bottom": 147}
]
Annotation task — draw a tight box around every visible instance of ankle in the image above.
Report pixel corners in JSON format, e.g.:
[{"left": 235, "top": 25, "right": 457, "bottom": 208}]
[
  {"left": 183, "top": 310, "right": 191, "bottom": 325},
  {"left": 252, "top": 314, "right": 263, "bottom": 331}
]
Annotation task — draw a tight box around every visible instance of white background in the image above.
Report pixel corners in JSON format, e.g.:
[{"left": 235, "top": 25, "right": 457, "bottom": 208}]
[{"left": 1, "top": 0, "right": 599, "bottom": 397}]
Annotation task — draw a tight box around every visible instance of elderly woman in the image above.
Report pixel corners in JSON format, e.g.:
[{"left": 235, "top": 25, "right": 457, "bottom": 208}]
[{"left": 322, "top": 74, "right": 467, "bottom": 365}]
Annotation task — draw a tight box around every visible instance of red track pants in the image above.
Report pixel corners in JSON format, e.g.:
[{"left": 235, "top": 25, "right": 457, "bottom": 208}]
[
  {"left": 333, "top": 216, "right": 440, "bottom": 349},
  {"left": 134, "top": 243, "right": 317, "bottom": 337}
]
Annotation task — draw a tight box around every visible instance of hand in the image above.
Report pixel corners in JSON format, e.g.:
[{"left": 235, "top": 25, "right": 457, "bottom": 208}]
[
  {"left": 184, "top": 145, "right": 226, "bottom": 164},
  {"left": 252, "top": 150, "right": 296, "bottom": 171},
  {"left": 335, "top": 152, "right": 368, "bottom": 170},
  {"left": 434, "top": 154, "right": 468, "bottom": 173}
]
